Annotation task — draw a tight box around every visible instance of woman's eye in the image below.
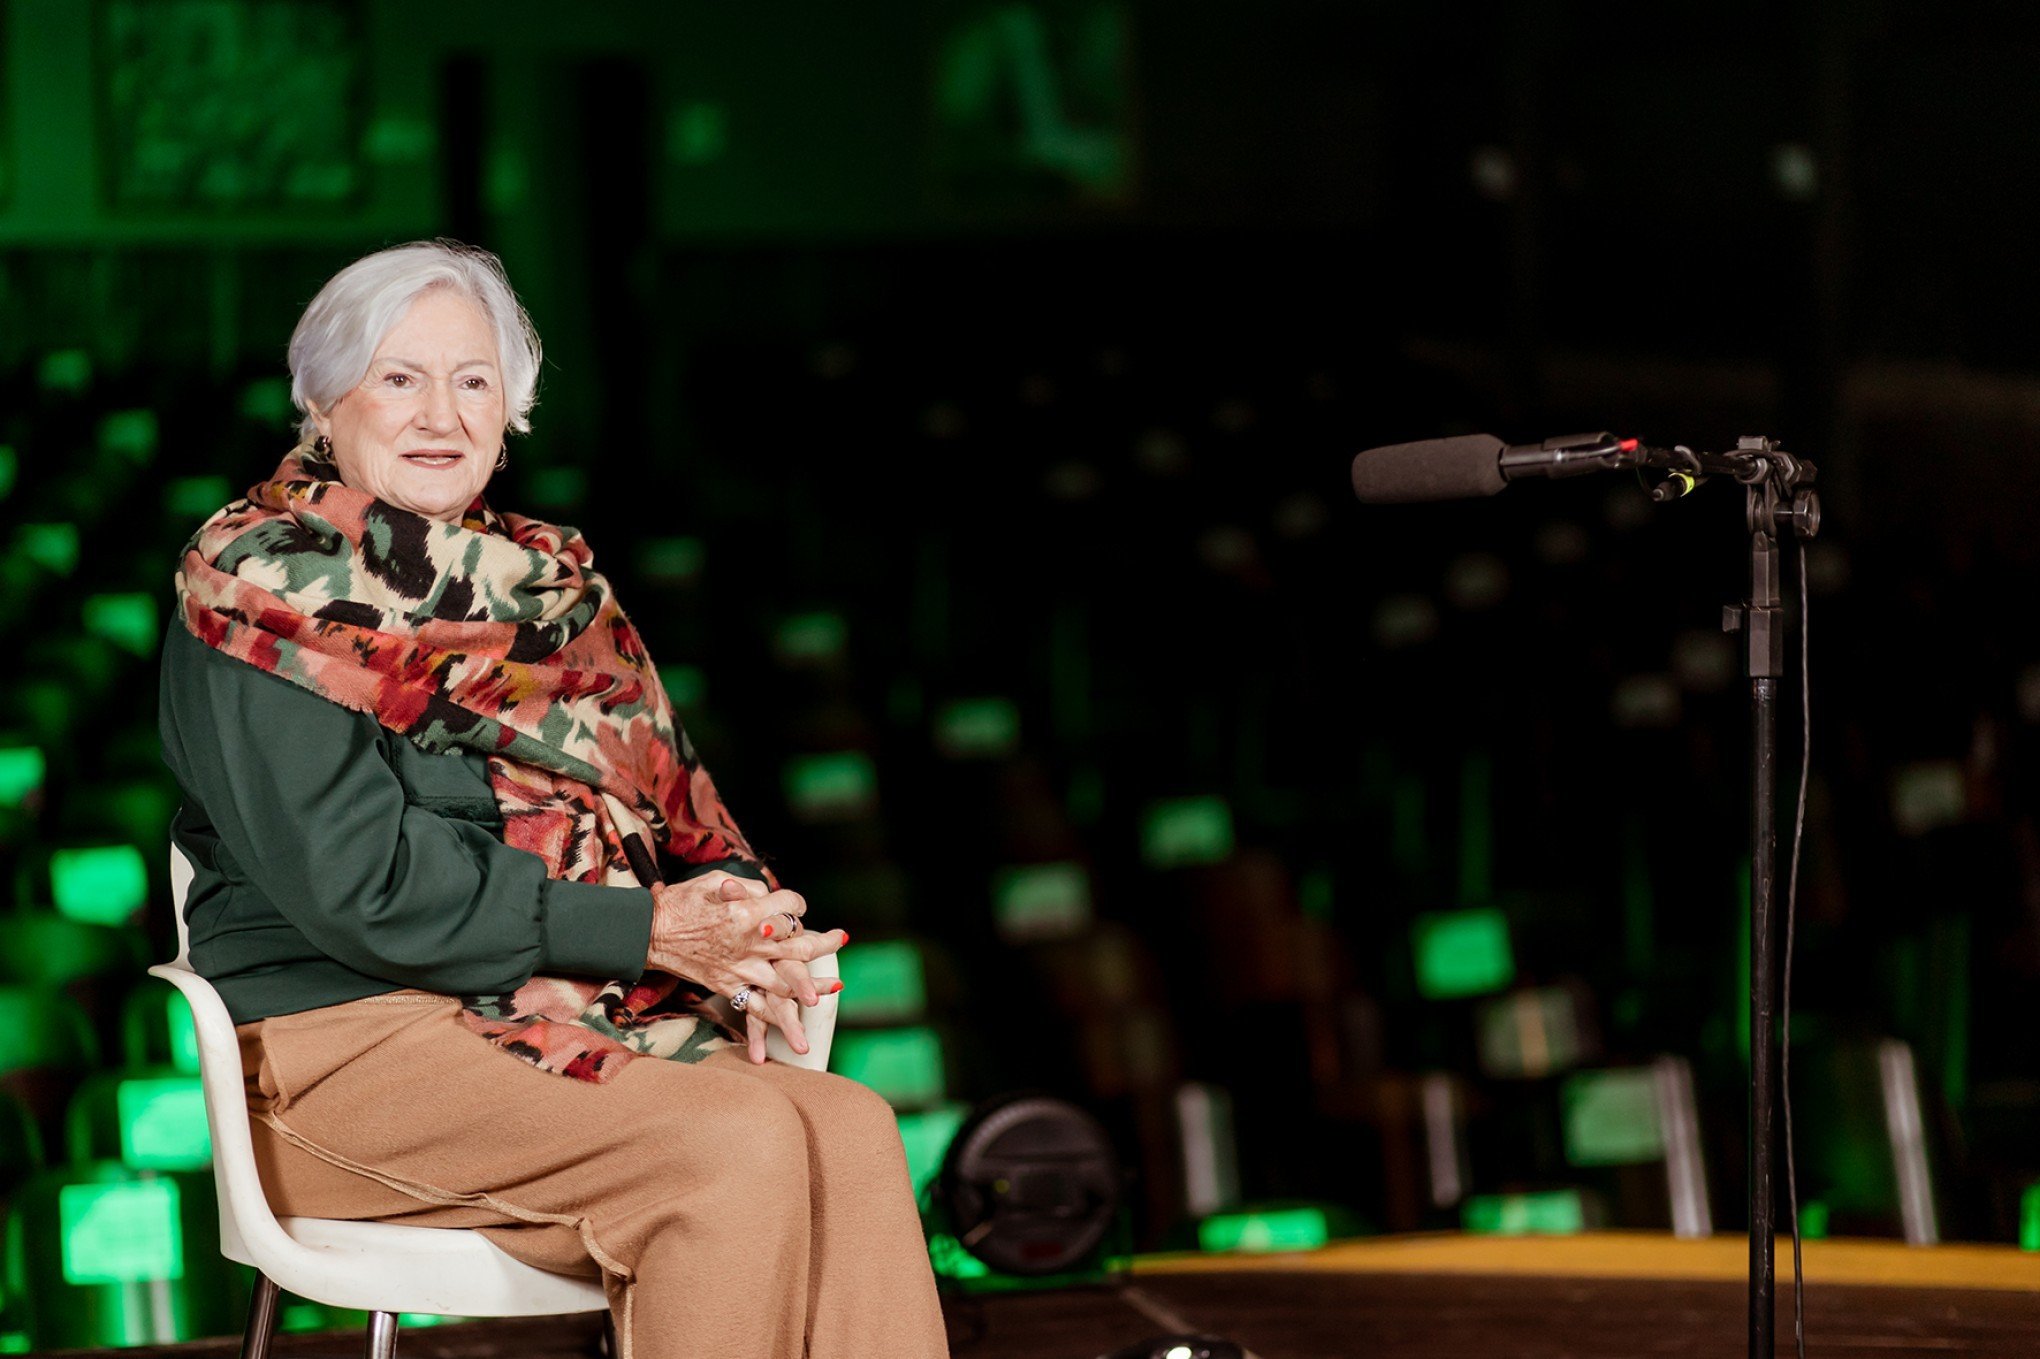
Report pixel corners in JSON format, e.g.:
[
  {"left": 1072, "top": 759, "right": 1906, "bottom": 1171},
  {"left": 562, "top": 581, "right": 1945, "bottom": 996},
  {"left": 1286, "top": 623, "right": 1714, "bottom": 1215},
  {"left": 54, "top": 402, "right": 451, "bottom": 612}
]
[
  {"left": 384, "top": 372, "right": 412, "bottom": 387},
  {"left": 461, "top": 376, "right": 490, "bottom": 391}
]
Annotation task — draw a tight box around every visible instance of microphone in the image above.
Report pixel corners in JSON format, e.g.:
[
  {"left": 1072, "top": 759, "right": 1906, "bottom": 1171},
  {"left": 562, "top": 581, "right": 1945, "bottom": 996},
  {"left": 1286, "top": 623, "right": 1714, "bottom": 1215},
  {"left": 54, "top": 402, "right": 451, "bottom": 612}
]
[{"left": 1351, "top": 431, "right": 1638, "bottom": 504}]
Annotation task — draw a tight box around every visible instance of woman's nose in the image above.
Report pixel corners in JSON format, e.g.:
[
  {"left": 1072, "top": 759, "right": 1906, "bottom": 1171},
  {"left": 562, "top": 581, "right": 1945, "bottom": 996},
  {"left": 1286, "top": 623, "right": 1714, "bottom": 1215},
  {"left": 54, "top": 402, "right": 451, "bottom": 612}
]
[{"left": 415, "top": 377, "right": 459, "bottom": 431}]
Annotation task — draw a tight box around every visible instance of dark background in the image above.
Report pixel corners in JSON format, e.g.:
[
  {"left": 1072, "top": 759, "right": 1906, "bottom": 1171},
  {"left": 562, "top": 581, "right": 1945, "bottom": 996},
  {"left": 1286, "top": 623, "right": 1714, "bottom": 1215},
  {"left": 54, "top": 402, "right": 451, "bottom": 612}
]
[{"left": 2, "top": 1, "right": 2037, "bottom": 1328}]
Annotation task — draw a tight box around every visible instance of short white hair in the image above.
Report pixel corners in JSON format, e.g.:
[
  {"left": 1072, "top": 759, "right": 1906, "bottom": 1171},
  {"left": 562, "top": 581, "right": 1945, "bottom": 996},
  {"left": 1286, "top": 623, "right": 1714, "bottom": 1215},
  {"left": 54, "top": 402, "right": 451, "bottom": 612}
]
[{"left": 287, "top": 239, "right": 542, "bottom": 440}]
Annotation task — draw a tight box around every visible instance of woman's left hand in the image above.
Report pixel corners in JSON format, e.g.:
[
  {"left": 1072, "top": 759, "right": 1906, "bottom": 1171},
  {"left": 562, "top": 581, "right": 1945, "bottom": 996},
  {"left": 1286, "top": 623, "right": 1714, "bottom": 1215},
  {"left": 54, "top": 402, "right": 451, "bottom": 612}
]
[{"left": 744, "top": 922, "right": 846, "bottom": 1064}]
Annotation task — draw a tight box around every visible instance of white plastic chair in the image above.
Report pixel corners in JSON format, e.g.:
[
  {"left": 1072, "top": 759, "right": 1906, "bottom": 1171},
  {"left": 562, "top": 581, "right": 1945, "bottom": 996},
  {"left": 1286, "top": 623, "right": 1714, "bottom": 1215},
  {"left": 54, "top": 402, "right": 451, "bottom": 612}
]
[{"left": 155, "top": 844, "right": 838, "bottom": 1358}]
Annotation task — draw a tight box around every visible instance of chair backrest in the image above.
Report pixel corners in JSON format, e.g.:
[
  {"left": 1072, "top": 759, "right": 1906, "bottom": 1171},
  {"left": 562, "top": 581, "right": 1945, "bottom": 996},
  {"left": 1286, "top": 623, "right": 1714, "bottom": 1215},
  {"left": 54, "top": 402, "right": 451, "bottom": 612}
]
[{"left": 167, "top": 843, "right": 193, "bottom": 967}]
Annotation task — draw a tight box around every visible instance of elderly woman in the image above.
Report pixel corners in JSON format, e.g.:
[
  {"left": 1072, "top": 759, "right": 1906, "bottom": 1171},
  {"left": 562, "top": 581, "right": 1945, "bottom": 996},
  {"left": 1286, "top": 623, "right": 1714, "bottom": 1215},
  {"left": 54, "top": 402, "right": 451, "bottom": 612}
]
[{"left": 158, "top": 239, "right": 948, "bottom": 1357}]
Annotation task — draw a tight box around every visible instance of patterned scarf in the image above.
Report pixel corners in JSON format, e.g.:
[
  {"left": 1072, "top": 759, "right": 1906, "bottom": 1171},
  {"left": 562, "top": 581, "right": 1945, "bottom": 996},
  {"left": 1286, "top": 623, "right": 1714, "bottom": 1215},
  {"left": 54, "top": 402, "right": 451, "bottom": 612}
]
[{"left": 176, "top": 446, "right": 774, "bottom": 1082}]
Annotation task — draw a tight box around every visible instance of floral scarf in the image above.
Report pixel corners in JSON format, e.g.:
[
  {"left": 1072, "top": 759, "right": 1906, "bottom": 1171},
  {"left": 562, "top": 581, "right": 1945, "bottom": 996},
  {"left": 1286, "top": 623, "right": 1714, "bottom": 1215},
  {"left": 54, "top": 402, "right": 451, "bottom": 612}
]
[{"left": 175, "top": 445, "right": 774, "bottom": 1082}]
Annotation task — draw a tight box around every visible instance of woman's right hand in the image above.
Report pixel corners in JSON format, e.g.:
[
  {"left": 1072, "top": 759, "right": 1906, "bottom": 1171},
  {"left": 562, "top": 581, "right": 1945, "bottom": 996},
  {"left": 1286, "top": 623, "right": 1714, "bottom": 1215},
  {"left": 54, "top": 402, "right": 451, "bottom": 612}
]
[{"left": 646, "top": 872, "right": 846, "bottom": 1059}]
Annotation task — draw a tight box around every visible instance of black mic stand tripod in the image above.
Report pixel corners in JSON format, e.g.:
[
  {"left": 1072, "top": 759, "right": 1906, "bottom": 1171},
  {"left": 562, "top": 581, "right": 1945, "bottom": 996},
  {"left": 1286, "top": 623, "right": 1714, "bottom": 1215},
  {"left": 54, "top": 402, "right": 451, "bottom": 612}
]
[{"left": 1633, "top": 435, "right": 1821, "bottom": 1359}]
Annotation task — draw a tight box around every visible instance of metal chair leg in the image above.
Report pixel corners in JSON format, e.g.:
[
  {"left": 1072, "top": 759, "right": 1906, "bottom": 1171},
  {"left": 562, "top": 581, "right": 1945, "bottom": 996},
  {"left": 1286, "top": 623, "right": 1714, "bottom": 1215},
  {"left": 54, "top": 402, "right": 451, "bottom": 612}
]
[
  {"left": 366, "top": 1311, "right": 399, "bottom": 1359},
  {"left": 240, "top": 1273, "right": 282, "bottom": 1359}
]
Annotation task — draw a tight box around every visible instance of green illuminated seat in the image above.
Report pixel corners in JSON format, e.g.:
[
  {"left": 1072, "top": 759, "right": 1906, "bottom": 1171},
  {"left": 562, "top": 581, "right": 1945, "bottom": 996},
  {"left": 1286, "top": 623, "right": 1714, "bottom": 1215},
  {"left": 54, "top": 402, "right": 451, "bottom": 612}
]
[
  {"left": 834, "top": 1026, "right": 948, "bottom": 1109},
  {"left": 835, "top": 938, "right": 931, "bottom": 1026},
  {"left": 0, "top": 985, "right": 99, "bottom": 1076},
  {"left": 121, "top": 980, "right": 201, "bottom": 1074},
  {"left": 0, "top": 913, "right": 147, "bottom": 988},
  {"left": 48, "top": 844, "right": 151, "bottom": 927},
  {"left": 2, "top": 1162, "right": 236, "bottom": 1348},
  {"left": 67, "top": 1069, "right": 213, "bottom": 1172}
]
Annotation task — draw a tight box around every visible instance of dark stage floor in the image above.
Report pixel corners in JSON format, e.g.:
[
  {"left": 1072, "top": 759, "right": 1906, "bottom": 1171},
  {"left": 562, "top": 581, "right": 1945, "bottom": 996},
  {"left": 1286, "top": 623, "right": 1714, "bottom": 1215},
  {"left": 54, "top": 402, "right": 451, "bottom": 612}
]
[{"left": 46, "top": 1235, "right": 2040, "bottom": 1359}]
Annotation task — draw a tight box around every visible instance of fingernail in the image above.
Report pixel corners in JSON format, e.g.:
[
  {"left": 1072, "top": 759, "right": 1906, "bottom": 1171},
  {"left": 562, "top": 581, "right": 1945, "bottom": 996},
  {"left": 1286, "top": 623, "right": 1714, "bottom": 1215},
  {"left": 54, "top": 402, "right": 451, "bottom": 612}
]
[
  {"left": 830, "top": 981, "right": 845, "bottom": 994},
  {"left": 838, "top": 930, "right": 851, "bottom": 944},
  {"left": 761, "top": 922, "right": 775, "bottom": 939}
]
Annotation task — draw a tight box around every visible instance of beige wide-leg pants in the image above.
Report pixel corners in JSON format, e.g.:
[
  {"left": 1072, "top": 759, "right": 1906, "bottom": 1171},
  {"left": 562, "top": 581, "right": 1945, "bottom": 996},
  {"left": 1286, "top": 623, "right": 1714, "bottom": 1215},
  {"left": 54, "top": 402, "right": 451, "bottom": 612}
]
[{"left": 235, "top": 990, "right": 950, "bottom": 1359}]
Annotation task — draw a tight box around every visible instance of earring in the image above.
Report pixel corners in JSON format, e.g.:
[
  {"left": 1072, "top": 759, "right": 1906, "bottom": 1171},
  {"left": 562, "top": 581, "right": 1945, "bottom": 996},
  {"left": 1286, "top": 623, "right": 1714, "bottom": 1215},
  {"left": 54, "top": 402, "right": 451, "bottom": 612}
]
[
  {"left": 313, "top": 435, "right": 332, "bottom": 455},
  {"left": 494, "top": 447, "right": 509, "bottom": 471}
]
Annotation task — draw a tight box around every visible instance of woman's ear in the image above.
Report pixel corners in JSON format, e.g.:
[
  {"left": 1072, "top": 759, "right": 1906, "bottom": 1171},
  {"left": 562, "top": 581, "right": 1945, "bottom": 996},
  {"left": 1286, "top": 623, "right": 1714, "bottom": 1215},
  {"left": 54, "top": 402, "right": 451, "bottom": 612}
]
[{"left": 305, "top": 401, "right": 332, "bottom": 442}]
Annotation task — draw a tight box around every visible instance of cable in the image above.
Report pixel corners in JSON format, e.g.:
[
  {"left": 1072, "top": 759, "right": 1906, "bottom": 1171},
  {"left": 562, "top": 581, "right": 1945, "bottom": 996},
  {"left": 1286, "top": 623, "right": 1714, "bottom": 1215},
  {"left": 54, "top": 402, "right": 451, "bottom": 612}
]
[{"left": 1782, "top": 538, "right": 1812, "bottom": 1359}]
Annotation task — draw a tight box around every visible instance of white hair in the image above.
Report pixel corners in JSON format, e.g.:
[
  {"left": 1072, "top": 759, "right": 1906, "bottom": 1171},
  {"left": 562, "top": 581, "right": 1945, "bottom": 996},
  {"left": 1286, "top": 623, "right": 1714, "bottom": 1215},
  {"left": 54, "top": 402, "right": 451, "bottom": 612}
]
[{"left": 287, "top": 239, "right": 543, "bottom": 440}]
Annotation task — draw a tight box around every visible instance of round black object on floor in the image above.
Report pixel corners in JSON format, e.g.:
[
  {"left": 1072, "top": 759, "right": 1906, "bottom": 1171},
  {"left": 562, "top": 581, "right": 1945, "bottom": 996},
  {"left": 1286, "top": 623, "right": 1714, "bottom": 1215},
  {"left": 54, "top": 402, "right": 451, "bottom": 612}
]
[{"left": 938, "top": 1092, "right": 1121, "bottom": 1276}]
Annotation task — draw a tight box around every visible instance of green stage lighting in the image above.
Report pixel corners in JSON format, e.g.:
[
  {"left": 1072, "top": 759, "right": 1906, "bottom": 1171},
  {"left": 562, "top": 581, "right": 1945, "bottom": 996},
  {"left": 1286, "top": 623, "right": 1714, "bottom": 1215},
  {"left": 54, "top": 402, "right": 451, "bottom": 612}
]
[
  {"left": 837, "top": 940, "right": 927, "bottom": 1024},
  {"left": 933, "top": 697, "right": 1020, "bottom": 759},
  {"left": 83, "top": 593, "right": 160, "bottom": 657},
  {"left": 59, "top": 1179, "right": 184, "bottom": 1285},
  {"left": 0, "top": 746, "right": 45, "bottom": 808},
  {"left": 635, "top": 536, "right": 705, "bottom": 586},
  {"left": 834, "top": 1027, "right": 944, "bottom": 1107},
  {"left": 98, "top": 411, "right": 159, "bottom": 466},
  {"left": 1463, "top": 1189, "right": 1586, "bottom": 1235},
  {"left": 2023, "top": 1185, "right": 2040, "bottom": 1252},
  {"left": 1562, "top": 1068, "right": 1664, "bottom": 1166},
  {"left": 116, "top": 1077, "right": 211, "bottom": 1171},
  {"left": 783, "top": 751, "right": 878, "bottom": 822},
  {"left": 896, "top": 1104, "right": 968, "bottom": 1191},
  {"left": 1411, "top": 907, "right": 1514, "bottom": 999},
  {"left": 992, "top": 861, "right": 1091, "bottom": 942},
  {"left": 165, "top": 475, "right": 232, "bottom": 519},
  {"left": 17, "top": 524, "right": 79, "bottom": 577},
  {"left": 1198, "top": 1207, "right": 1330, "bottom": 1253},
  {"left": 0, "top": 445, "right": 16, "bottom": 500},
  {"left": 51, "top": 845, "right": 150, "bottom": 926},
  {"left": 661, "top": 664, "right": 705, "bottom": 710},
  {"left": 525, "top": 466, "right": 586, "bottom": 511},
  {"left": 37, "top": 350, "right": 91, "bottom": 395},
  {"left": 1141, "top": 795, "right": 1234, "bottom": 869},
  {"left": 774, "top": 611, "right": 847, "bottom": 664}
]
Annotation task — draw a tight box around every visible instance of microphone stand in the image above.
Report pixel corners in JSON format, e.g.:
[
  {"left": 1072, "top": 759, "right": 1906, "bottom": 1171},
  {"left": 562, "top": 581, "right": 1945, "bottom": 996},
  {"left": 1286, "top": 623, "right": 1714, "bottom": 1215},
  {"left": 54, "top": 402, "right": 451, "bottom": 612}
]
[{"left": 1639, "top": 436, "right": 1821, "bottom": 1358}]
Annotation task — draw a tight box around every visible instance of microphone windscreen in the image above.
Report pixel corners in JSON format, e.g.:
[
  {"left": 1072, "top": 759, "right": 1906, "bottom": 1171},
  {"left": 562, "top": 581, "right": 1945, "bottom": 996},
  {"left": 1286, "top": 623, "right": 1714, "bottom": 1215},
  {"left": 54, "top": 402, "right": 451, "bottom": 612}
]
[{"left": 1350, "top": 434, "right": 1508, "bottom": 504}]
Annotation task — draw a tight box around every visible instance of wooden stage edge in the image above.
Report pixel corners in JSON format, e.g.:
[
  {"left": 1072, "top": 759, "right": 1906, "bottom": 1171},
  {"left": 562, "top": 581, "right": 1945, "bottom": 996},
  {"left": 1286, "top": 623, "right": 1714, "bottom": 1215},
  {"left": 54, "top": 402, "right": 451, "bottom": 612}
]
[{"left": 1136, "top": 1231, "right": 2040, "bottom": 1292}]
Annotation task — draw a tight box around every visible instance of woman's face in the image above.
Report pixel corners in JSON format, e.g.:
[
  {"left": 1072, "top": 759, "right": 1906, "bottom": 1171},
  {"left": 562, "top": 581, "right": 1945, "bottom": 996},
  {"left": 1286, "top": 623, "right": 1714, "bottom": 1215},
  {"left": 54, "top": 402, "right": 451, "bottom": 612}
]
[{"left": 310, "top": 286, "right": 506, "bottom": 523}]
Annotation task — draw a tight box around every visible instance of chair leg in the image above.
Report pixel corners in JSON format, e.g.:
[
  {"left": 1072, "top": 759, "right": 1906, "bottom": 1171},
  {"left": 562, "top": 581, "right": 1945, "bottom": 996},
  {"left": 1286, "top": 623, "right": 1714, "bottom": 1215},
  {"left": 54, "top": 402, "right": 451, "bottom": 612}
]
[
  {"left": 366, "top": 1311, "right": 399, "bottom": 1359},
  {"left": 240, "top": 1273, "right": 281, "bottom": 1359}
]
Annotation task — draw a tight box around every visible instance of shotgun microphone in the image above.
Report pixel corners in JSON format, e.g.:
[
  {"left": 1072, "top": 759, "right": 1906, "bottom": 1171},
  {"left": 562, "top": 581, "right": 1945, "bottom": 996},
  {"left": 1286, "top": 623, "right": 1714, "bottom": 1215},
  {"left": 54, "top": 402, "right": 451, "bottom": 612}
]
[{"left": 1350, "top": 431, "right": 1637, "bottom": 504}]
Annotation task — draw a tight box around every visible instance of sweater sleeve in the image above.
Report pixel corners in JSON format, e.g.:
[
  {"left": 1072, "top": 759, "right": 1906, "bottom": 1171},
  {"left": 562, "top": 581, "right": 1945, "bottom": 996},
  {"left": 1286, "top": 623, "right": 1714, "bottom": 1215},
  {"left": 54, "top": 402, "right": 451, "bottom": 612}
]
[{"left": 158, "top": 624, "right": 655, "bottom": 994}]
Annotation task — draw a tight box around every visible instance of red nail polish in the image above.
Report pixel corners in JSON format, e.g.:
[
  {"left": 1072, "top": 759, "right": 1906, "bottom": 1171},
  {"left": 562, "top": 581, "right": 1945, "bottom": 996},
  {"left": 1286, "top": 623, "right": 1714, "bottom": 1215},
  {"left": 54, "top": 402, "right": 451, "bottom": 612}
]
[
  {"left": 761, "top": 923, "right": 775, "bottom": 939},
  {"left": 839, "top": 930, "right": 851, "bottom": 944},
  {"left": 830, "top": 981, "right": 845, "bottom": 994}
]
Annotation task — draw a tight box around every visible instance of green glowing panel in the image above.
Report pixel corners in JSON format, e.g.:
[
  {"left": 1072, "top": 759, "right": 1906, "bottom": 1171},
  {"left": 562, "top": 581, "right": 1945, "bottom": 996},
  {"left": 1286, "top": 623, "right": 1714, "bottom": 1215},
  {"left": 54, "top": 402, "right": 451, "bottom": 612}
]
[
  {"left": 1141, "top": 796, "right": 1234, "bottom": 869},
  {"left": 18, "top": 524, "right": 80, "bottom": 577},
  {"left": 0, "top": 747, "right": 45, "bottom": 808},
  {"left": 837, "top": 941, "right": 927, "bottom": 1024},
  {"left": 2023, "top": 1185, "right": 2040, "bottom": 1252},
  {"left": 783, "top": 752, "right": 878, "bottom": 822},
  {"left": 98, "top": 411, "right": 160, "bottom": 466},
  {"left": 166, "top": 475, "right": 233, "bottom": 519},
  {"left": 1477, "top": 987, "right": 1583, "bottom": 1078},
  {"left": 776, "top": 612, "right": 848, "bottom": 663},
  {"left": 1562, "top": 1068, "right": 1663, "bottom": 1167},
  {"left": 928, "top": 1231, "right": 991, "bottom": 1280},
  {"left": 38, "top": 350, "right": 92, "bottom": 395},
  {"left": 59, "top": 1180, "right": 183, "bottom": 1284},
  {"left": 167, "top": 991, "right": 199, "bottom": 1075},
  {"left": 662, "top": 664, "right": 706, "bottom": 710},
  {"left": 934, "top": 698, "right": 1020, "bottom": 758},
  {"left": 896, "top": 1104, "right": 968, "bottom": 1191},
  {"left": 1802, "top": 1200, "right": 1830, "bottom": 1241},
  {"left": 51, "top": 845, "right": 150, "bottom": 926},
  {"left": 992, "top": 862, "right": 1092, "bottom": 941},
  {"left": 667, "top": 101, "right": 730, "bottom": 164},
  {"left": 0, "top": 446, "right": 16, "bottom": 500},
  {"left": 84, "top": 593, "right": 160, "bottom": 657},
  {"left": 1411, "top": 908, "right": 1514, "bottom": 999},
  {"left": 1463, "top": 1190, "right": 1585, "bottom": 1235},
  {"left": 636, "top": 536, "right": 705, "bottom": 585},
  {"left": 1198, "top": 1207, "right": 1329, "bottom": 1253},
  {"left": 240, "top": 378, "right": 295, "bottom": 424},
  {"left": 834, "top": 1028, "right": 944, "bottom": 1107},
  {"left": 525, "top": 467, "right": 584, "bottom": 511},
  {"left": 117, "top": 1077, "right": 211, "bottom": 1170}
]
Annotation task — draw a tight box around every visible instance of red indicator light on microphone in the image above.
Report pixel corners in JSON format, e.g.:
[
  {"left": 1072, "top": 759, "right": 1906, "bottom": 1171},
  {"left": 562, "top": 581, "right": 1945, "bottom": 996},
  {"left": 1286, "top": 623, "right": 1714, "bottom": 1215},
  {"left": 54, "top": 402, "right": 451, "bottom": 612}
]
[{"left": 1618, "top": 438, "right": 1640, "bottom": 452}]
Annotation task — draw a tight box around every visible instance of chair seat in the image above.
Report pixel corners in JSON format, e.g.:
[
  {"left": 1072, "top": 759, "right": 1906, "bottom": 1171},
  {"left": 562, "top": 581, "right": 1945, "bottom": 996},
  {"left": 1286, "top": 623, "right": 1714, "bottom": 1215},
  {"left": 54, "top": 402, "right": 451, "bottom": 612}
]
[{"left": 263, "top": 1217, "right": 608, "bottom": 1318}]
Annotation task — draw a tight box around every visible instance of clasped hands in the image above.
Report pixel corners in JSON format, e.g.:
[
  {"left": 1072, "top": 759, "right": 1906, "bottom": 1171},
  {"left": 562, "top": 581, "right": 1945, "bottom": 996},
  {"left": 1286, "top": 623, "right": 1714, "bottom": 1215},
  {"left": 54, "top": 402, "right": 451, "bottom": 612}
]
[{"left": 648, "top": 871, "right": 845, "bottom": 1065}]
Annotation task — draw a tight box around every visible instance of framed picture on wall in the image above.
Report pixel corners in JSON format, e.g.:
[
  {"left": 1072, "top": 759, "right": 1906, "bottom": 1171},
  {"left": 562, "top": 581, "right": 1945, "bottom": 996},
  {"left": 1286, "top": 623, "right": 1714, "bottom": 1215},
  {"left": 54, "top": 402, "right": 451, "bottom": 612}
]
[{"left": 98, "top": 0, "right": 363, "bottom": 212}]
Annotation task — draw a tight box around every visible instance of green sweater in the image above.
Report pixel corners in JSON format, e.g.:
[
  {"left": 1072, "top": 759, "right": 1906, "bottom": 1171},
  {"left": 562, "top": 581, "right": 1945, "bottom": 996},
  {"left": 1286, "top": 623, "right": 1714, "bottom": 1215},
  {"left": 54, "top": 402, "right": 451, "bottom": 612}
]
[{"left": 157, "top": 621, "right": 665, "bottom": 1024}]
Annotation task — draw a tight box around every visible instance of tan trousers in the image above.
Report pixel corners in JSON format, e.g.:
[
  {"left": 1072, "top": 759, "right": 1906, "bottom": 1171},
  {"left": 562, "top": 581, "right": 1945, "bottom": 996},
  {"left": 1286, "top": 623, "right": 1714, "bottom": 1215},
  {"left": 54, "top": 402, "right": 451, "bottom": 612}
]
[{"left": 236, "top": 991, "right": 949, "bottom": 1359}]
